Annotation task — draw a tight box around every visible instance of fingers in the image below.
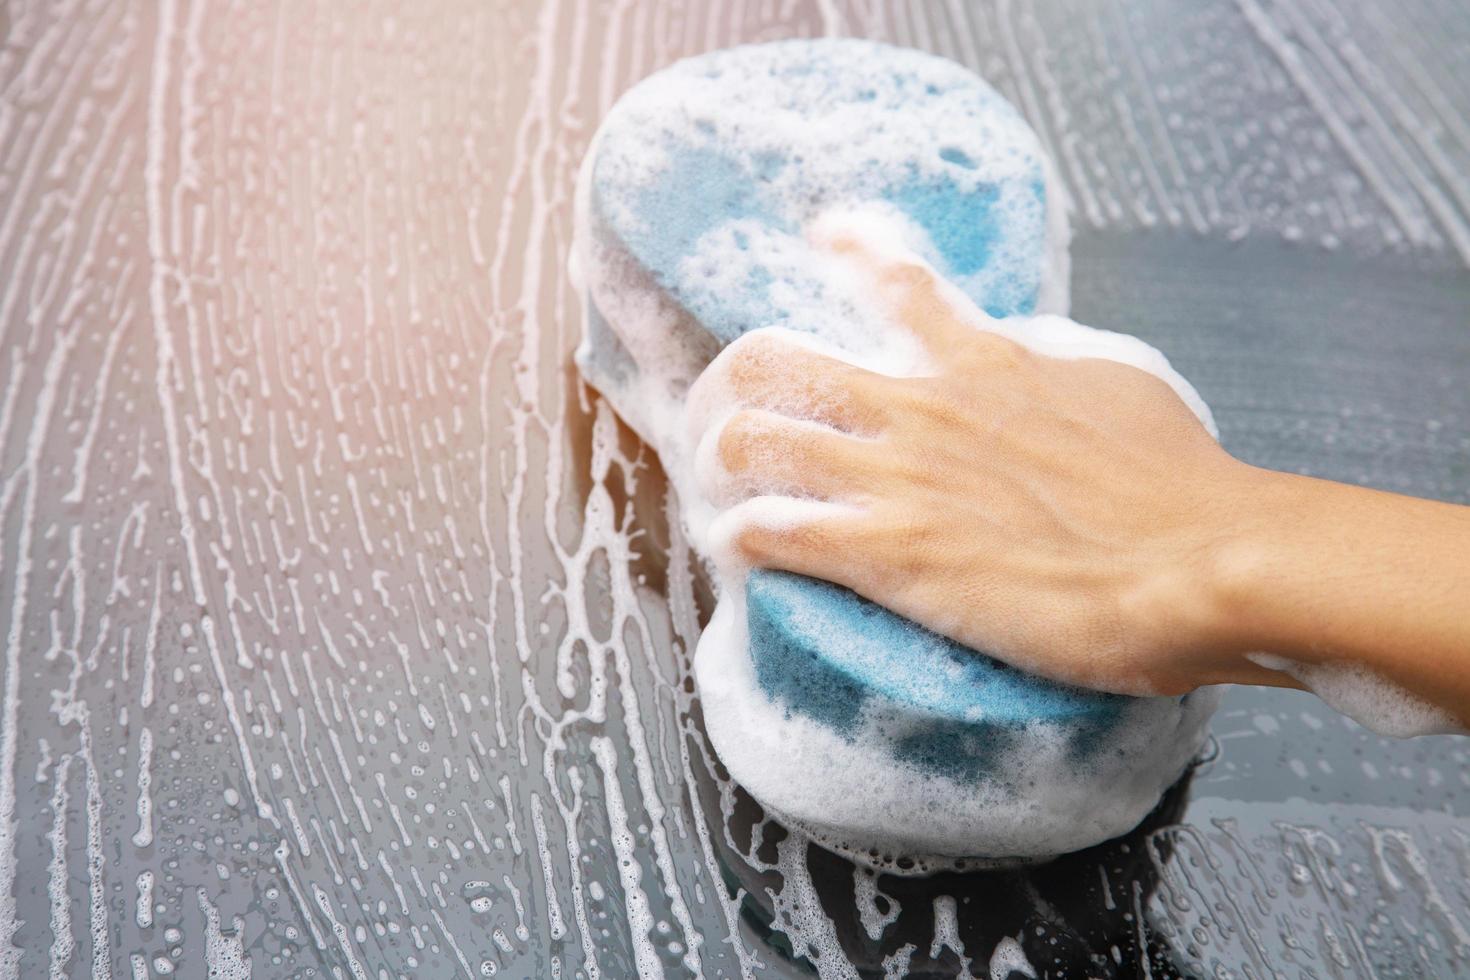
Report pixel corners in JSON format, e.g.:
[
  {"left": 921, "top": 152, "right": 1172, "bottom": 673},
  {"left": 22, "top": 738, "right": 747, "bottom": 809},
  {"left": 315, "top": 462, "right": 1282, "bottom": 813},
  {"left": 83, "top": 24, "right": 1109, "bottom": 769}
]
[
  {"left": 812, "top": 217, "right": 1025, "bottom": 364},
  {"left": 696, "top": 408, "right": 881, "bottom": 507},
  {"left": 686, "top": 327, "right": 899, "bottom": 439},
  {"left": 706, "top": 495, "right": 868, "bottom": 587}
]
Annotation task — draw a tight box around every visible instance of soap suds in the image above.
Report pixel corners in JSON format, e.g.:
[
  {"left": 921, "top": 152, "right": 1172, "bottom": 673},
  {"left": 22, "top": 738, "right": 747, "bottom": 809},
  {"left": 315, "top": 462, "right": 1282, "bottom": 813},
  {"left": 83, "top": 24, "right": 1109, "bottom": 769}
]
[
  {"left": 696, "top": 595, "right": 1219, "bottom": 870},
  {"left": 1246, "top": 653, "right": 1462, "bottom": 738},
  {"left": 572, "top": 39, "right": 1222, "bottom": 867},
  {"left": 988, "top": 935, "right": 1037, "bottom": 980},
  {"left": 584, "top": 210, "right": 1222, "bottom": 864}
]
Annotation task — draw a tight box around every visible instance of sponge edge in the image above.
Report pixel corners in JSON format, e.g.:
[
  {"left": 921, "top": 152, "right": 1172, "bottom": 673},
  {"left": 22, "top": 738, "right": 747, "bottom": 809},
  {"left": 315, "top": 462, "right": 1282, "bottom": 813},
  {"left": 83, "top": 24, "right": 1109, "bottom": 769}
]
[
  {"left": 572, "top": 38, "right": 1221, "bottom": 867},
  {"left": 745, "top": 571, "right": 1135, "bottom": 779},
  {"left": 697, "top": 595, "right": 1221, "bottom": 870},
  {"left": 572, "top": 38, "right": 1071, "bottom": 451}
]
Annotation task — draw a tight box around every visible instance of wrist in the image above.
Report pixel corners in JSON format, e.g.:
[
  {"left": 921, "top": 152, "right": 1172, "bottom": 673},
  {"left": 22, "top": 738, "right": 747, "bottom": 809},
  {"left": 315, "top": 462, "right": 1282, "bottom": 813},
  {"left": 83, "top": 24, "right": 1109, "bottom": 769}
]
[
  {"left": 1188, "top": 464, "right": 1319, "bottom": 686},
  {"left": 1125, "top": 457, "right": 1304, "bottom": 693}
]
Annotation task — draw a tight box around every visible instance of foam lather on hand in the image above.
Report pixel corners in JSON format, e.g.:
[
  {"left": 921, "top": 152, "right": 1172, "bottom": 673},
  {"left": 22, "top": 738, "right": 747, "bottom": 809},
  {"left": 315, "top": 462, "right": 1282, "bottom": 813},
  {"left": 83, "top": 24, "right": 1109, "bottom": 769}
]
[{"left": 571, "top": 39, "right": 1220, "bottom": 868}]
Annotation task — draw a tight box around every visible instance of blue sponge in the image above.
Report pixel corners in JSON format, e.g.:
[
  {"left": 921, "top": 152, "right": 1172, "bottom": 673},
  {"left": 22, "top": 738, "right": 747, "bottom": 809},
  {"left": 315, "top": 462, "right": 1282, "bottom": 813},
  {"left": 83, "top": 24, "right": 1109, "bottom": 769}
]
[
  {"left": 575, "top": 39, "right": 1214, "bottom": 862},
  {"left": 579, "top": 38, "right": 1119, "bottom": 764},
  {"left": 746, "top": 572, "right": 1123, "bottom": 783}
]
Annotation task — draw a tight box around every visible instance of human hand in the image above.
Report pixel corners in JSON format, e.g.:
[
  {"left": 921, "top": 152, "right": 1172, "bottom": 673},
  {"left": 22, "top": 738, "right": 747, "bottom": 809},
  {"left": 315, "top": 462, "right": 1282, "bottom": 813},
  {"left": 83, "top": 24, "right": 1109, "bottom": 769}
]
[{"left": 686, "top": 230, "right": 1270, "bottom": 697}]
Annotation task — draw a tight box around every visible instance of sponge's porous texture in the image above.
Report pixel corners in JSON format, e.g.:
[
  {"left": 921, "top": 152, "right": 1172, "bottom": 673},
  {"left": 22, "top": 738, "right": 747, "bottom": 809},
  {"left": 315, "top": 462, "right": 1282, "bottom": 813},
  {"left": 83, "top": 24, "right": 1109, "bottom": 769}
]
[
  {"left": 573, "top": 39, "right": 1219, "bottom": 868},
  {"left": 746, "top": 572, "right": 1125, "bottom": 784}
]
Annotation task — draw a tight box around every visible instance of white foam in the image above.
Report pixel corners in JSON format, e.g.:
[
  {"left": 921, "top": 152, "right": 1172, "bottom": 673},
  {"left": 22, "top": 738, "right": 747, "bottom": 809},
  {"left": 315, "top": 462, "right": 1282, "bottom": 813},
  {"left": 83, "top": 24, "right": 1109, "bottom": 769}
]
[
  {"left": 578, "top": 206, "right": 1223, "bottom": 864},
  {"left": 570, "top": 41, "right": 1224, "bottom": 865},
  {"left": 573, "top": 40, "right": 1072, "bottom": 448},
  {"left": 696, "top": 596, "right": 1220, "bottom": 870},
  {"left": 588, "top": 41, "right": 1052, "bottom": 259},
  {"left": 1246, "top": 653, "right": 1463, "bottom": 738}
]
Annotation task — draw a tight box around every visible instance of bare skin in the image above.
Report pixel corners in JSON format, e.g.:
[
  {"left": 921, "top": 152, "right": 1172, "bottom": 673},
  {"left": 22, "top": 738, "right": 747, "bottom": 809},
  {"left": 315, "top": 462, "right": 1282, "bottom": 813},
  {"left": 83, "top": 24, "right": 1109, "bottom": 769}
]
[{"left": 688, "top": 232, "right": 1470, "bottom": 726}]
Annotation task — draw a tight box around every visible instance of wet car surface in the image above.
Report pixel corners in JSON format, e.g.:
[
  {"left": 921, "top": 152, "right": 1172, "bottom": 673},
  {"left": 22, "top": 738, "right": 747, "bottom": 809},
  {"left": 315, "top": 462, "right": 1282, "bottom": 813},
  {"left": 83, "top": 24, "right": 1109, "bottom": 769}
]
[{"left": 1, "top": 0, "right": 1468, "bottom": 976}]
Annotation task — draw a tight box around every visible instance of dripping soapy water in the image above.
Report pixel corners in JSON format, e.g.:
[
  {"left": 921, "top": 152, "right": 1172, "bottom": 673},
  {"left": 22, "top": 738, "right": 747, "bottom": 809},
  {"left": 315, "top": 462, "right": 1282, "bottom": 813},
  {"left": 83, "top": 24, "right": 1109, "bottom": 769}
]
[{"left": 1246, "top": 652, "right": 1461, "bottom": 738}]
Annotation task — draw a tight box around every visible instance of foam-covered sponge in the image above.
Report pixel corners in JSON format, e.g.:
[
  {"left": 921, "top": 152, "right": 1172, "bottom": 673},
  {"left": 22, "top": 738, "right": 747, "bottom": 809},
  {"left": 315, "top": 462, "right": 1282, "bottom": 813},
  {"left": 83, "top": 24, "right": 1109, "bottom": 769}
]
[
  {"left": 747, "top": 572, "right": 1124, "bottom": 783},
  {"left": 572, "top": 38, "right": 1219, "bottom": 867}
]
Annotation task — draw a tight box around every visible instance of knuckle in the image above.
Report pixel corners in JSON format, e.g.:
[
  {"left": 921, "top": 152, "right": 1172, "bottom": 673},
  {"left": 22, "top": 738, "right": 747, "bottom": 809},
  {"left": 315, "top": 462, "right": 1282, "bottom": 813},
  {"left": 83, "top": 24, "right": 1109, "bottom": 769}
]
[
  {"left": 864, "top": 516, "right": 928, "bottom": 586},
  {"left": 906, "top": 382, "right": 968, "bottom": 430},
  {"left": 848, "top": 382, "right": 894, "bottom": 432},
  {"left": 785, "top": 519, "right": 830, "bottom": 554},
  {"left": 716, "top": 410, "right": 765, "bottom": 470},
  {"left": 732, "top": 525, "right": 762, "bottom": 559},
  {"left": 882, "top": 261, "right": 934, "bottom": 292},
  {"left": 720, "top": 330, "right": 792, "bottom": 391},
  {"left": 975, "top": 332, "right": 1028, "bottom": 369},
  {"left": 727, "top": 328, "right": 785, "bottom": 364},
  {"left": 898, "top": 452, "right": 944, "bottom": 490}
]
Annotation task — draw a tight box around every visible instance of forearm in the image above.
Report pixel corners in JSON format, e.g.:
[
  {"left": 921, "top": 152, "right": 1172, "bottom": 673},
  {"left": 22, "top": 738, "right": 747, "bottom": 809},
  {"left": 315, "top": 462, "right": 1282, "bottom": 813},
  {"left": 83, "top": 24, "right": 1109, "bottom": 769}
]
[{"left": 1190, "top": 464, "right": 1470, "bottom": 726}]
